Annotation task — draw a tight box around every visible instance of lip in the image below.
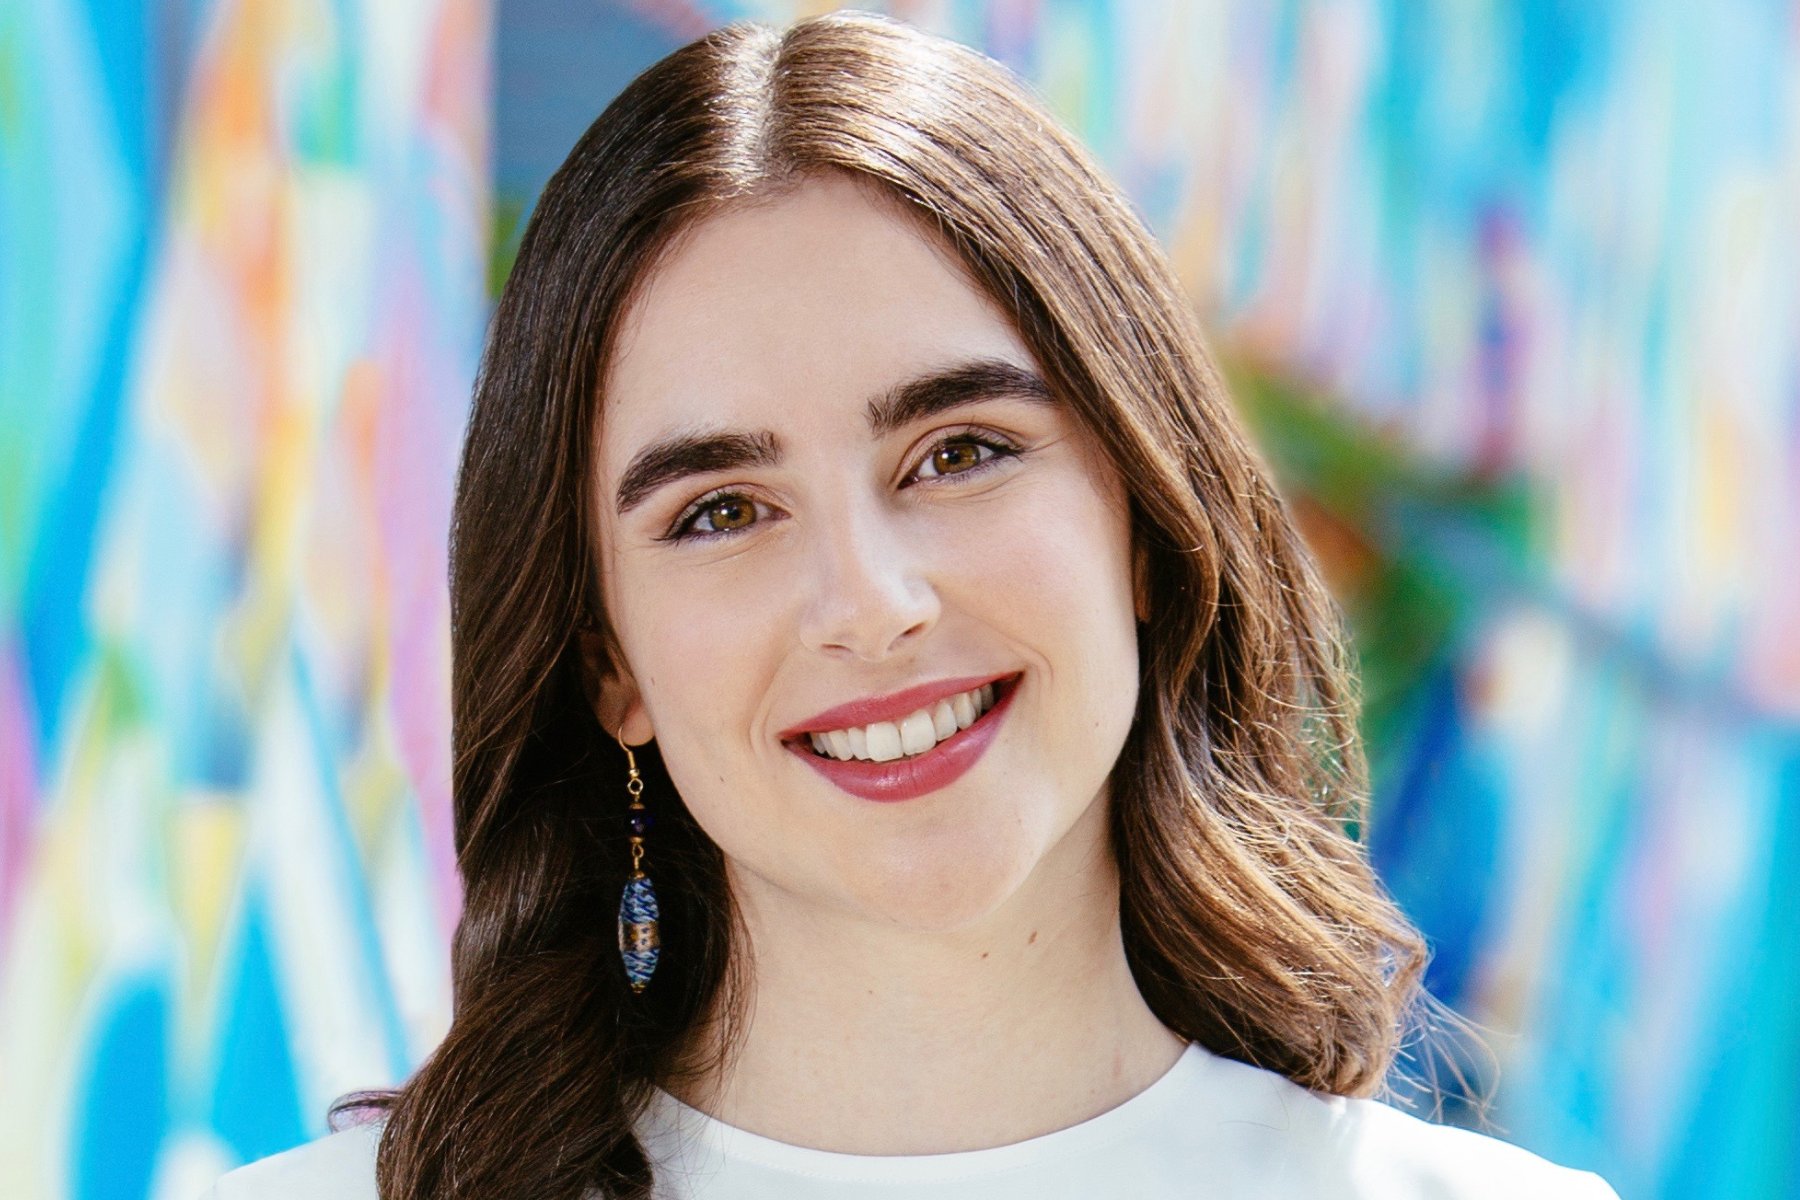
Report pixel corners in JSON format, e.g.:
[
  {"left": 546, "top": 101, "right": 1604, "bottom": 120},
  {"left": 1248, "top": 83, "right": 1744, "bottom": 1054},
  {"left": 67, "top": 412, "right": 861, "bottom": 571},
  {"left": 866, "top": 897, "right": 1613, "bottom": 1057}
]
[
  {"left": 778, "top": 671, "right": 1020, "bottom": 740},
  {"left": 784, "top": 672, "right": 1022, "bottom": 803}
]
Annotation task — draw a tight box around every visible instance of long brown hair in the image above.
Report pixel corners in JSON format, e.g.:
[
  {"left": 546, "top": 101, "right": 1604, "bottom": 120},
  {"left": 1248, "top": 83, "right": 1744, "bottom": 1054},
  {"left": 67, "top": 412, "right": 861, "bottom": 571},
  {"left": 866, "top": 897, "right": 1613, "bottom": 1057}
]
[{"left": 330, "top": 11, "right": 1453, "bottom": 1198}]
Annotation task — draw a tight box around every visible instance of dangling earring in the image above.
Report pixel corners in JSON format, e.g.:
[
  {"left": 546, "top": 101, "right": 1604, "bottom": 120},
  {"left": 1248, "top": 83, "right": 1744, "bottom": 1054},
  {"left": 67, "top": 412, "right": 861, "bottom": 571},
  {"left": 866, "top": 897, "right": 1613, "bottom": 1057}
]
[{"left": 615, "top": 725, "right": 660, "bottom": 993}]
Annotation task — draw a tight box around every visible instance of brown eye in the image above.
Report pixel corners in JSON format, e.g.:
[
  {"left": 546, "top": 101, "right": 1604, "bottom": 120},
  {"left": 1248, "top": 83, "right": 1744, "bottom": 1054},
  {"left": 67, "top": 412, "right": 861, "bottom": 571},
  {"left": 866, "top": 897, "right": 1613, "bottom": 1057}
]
[
  {"left": 931, "top": 441, "right": 984, "bottom": 475},
  {"left": 909, "top": 432, "right": 1021, "bottom": 485},
  {"left": 667, "top": 492, "right": 767, "bottom": 542},
  {"left": 705, "top": 497, "right": 755, "bottom": 531}
]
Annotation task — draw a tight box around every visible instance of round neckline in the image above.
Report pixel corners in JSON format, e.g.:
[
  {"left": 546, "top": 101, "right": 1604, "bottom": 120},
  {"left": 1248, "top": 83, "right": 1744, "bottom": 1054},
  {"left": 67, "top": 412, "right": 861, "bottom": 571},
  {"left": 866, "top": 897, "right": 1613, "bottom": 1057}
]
[{"left": 644, "top": 1041, "right": 1209, "bottom": 1183}]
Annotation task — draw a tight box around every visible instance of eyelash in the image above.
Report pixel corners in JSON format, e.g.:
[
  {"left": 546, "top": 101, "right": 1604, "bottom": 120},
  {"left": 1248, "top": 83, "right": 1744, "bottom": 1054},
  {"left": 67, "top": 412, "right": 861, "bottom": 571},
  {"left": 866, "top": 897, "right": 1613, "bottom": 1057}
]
[{"left": 659, "top": 430, "right": 1025, "bottom": 545}]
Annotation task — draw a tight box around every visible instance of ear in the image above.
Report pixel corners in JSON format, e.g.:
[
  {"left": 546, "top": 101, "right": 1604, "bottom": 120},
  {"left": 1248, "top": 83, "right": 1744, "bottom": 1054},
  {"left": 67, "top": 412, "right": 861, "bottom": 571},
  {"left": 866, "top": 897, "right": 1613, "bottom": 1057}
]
[{"left": 577, "top": 625, "right": 655, "bottom": 746}]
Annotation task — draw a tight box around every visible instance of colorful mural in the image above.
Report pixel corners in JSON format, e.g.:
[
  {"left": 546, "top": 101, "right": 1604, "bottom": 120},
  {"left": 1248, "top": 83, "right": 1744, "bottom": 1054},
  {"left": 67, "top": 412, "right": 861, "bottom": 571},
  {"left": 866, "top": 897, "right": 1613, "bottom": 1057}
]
[
  {"left": 0, "top": 0, "right": 486, "bottom": 1197},
  {"left": 3, "top": 1, "right": 1795, "bottom": 1198}
]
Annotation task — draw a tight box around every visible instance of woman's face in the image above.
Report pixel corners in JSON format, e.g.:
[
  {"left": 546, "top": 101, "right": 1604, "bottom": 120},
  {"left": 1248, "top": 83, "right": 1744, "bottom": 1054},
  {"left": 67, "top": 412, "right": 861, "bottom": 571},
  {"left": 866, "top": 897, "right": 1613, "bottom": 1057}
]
[{"left": 587, "top": 172, "right": 1145, "bottom": 933}]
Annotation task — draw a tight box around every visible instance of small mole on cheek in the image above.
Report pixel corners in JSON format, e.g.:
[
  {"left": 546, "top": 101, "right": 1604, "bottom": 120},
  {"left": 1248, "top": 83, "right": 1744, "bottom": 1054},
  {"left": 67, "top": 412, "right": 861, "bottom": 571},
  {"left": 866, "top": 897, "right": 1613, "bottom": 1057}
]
[
  {"left": 980, "top": 951, "right": 990, "bottom": 960},
  {"left": 1028, "top": 930, "right": 1038, "bottom": 945}
]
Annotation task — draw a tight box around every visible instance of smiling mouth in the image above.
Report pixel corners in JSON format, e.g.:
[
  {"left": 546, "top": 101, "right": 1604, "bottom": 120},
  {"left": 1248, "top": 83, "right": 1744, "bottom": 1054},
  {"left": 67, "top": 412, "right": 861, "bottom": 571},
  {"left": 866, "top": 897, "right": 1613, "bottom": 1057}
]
[{"left": 786, "top": 672, "right": 1023, "bottom": 762}]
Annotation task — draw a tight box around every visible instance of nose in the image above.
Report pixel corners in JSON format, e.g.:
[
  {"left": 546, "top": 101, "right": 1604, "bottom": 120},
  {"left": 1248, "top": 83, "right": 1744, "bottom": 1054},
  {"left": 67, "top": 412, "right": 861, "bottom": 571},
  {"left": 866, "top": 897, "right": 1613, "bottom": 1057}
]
[{"left": 796, "top": 497, "right": 940, "bottom": 661}]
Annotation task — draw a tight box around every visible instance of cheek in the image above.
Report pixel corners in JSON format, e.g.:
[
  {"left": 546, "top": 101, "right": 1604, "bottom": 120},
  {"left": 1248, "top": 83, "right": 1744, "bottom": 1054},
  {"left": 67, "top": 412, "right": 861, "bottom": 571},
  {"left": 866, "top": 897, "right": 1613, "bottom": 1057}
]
[
  {"left": 612, "top": 575, "right": 792, "bottom": 854},
  {"left": 946, "top": 465, "right": 1140, "bottom": 758},
  {"left": 616, "top": 542, "right": 770, "bottom": 702},
  {"left": 944, "top": 464, "right": 1137, "bottom": 640},
  {"left": 612, "top": 578, "right": 738, "bottom": 748}
]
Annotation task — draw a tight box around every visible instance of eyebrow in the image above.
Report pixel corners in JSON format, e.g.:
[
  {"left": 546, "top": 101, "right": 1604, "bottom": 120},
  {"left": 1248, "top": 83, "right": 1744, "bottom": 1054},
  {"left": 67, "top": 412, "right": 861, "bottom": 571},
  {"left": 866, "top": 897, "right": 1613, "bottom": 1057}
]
[{"left": 612, "top": 357, "right": 1056, "bottom": 518}]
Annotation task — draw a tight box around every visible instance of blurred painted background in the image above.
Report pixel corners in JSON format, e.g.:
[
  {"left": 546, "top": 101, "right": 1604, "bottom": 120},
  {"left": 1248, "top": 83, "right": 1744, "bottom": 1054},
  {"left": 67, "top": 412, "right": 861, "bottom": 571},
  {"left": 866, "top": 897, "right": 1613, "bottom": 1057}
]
[{"left": 4, "top": 1, "right": 1797, "bottom": 1198}]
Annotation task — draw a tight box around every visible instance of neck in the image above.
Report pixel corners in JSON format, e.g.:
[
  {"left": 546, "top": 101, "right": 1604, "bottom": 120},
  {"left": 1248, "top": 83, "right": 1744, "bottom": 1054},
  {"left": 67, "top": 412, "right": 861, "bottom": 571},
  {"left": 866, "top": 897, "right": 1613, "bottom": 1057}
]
[{"left": 661, "top": 800, "right": 1188, "bottom": 1154}]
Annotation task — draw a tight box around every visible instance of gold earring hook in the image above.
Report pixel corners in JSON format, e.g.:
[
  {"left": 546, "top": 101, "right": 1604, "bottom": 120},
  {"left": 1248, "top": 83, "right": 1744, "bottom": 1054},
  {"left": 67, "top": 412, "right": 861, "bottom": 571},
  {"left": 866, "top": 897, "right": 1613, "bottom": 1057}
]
[{"left": 616, "top": 723, "right": 644, "bottom": 799}]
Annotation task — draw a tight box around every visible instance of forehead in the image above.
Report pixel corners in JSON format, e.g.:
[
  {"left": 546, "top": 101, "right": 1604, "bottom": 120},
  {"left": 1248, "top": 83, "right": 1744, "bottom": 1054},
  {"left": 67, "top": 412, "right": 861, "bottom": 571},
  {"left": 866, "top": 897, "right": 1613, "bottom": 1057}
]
[{"left": 600, "top": 174, "right": 1031, "bottom": 443}]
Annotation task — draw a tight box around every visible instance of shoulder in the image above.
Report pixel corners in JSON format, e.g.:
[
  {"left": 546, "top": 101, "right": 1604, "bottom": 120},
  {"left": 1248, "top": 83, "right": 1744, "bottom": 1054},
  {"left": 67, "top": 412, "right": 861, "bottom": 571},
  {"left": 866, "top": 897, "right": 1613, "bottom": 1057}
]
[
  {"left": 1327, "top": 1095, "right": 1620, "bottom": 1199},
  {"left": 1186, "top": 1049, "right": 1621, "bottom": 1200},
  {"left": 202, "top": 1120, "right": 383, "bottom": 1200}
]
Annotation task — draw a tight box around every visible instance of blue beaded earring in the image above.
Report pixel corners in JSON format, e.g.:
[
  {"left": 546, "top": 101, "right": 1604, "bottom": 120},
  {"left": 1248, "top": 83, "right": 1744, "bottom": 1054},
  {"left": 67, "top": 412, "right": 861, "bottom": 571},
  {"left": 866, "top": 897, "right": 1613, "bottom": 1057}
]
[{"left": 615, "top": 725, "right": 660, "bottom": 993}]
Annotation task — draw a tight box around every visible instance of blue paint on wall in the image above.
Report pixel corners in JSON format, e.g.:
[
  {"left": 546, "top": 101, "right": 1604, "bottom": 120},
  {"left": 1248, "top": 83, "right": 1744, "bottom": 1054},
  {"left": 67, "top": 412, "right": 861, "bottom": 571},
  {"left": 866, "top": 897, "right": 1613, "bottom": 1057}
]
[
  {"left": 209, "top": 886, "right": 309, "bottom": 1163},
  {"left": 70, "top": 976, "right": 169, "bottom": 1200}
]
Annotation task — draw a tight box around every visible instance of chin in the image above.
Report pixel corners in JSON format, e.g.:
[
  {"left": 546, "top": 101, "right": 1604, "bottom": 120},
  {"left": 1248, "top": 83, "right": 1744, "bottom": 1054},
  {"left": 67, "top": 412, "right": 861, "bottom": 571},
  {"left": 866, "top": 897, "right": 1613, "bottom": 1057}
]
[{"left": 837, "top": 842, "right": 1036, "bottom": 933}]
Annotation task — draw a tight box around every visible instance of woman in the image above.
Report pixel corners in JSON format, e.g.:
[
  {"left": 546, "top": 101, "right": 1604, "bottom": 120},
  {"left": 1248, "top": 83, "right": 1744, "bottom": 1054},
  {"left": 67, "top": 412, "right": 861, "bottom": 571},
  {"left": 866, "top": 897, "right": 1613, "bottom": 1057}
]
[{"left": 205, "top": 11, "right": 1619, "bottom": 1200}]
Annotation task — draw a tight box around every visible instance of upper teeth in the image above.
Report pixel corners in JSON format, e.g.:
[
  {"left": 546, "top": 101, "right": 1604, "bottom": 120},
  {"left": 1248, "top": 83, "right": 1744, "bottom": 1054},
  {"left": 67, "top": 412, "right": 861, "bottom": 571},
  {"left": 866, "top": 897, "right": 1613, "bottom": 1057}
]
[{"left": 806, "top": 683, "right": 998, "bottom": 762}]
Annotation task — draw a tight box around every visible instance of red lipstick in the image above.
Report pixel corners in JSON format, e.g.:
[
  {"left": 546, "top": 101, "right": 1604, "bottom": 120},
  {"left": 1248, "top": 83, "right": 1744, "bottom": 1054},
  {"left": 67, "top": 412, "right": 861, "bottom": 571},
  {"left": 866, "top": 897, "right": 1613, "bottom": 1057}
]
[
  {"left": 779, "top": 672, "right": 1017, "bottom": 740},
  {"left": 784, "top": 673, "right": 1021, "bottom": 802}
]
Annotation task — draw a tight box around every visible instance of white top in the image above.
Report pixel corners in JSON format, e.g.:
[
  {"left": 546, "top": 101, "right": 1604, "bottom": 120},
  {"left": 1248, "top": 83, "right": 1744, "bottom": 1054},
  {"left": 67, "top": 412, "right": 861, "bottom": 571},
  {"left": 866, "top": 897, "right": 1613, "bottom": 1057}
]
[{"left": 200, "top": 1042, "right": 1622, "bottom": 1199}]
